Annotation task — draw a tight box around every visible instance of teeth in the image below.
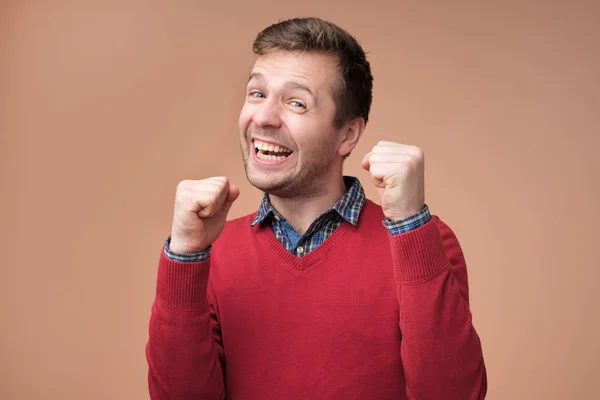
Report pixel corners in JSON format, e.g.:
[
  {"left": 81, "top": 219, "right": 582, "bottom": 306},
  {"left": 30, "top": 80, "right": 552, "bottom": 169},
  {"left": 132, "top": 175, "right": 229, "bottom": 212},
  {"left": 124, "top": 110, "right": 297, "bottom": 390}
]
[
  {"left": 256, "top": 151, "right": 286, "bottom": 162},
  {"left": 253, "top": 140, "right": 291, "bottom": 154}
]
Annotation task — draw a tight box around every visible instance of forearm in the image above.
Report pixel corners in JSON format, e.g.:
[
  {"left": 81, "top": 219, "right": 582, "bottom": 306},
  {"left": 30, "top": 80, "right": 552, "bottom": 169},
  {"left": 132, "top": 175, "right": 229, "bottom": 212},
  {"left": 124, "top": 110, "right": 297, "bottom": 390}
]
[
  {"left": 146, "top": 251, "right": 224, "bottom": 400},
  {"left": 391, "top": 218, "right": 486, "bottom": 400}
]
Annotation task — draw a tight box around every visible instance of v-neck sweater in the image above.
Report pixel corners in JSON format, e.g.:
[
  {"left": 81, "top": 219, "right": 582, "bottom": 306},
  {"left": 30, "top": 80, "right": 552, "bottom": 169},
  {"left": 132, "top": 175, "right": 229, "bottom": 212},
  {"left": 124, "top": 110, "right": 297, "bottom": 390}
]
[{"left": 147, "top": 199, "right": 487, "bottom": 399}]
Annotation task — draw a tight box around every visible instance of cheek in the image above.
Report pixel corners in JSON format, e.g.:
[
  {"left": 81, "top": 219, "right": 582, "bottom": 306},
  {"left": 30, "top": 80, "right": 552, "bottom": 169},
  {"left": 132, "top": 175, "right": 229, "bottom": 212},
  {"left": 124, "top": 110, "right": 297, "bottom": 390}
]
[
  {"left": 288, "top": 125, "right": 326, "bottom": 155},
  {"left": 238, "top": 104, "right": 254, "bottom": 135}
]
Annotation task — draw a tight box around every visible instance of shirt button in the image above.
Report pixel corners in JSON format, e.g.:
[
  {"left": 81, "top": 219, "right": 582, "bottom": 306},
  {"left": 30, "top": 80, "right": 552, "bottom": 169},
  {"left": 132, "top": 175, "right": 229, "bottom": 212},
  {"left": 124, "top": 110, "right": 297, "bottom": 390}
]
[
  {"left": 274, "top": 215, "right": 281, "bottom": 221},
  {"left": 296, "top": 246, "right": 304, "bottom": 254}
]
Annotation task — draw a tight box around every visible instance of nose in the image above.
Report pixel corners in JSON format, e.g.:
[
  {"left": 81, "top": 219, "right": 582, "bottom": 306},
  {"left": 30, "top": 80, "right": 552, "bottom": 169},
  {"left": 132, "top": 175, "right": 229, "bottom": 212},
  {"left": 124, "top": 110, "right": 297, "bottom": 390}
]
[{"left": 251, "top": 98, "right": 282, "bottom": 129}]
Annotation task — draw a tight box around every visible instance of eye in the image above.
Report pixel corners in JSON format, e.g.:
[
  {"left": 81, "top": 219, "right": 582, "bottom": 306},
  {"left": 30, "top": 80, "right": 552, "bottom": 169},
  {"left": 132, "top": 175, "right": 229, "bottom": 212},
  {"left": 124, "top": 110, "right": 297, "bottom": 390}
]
[
  {"left": 290, "top": 100, "right": 306, "bottom": 109},
  {"left": 249, "top": 91, "right": 265, "bottom": 98}
]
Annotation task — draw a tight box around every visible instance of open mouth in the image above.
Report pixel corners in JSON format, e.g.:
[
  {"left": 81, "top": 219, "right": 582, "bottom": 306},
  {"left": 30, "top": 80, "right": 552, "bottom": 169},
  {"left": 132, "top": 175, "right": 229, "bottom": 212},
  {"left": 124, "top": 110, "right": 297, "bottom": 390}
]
[{"left": 253, "top": 139, "right": 293, "bottom": 162}]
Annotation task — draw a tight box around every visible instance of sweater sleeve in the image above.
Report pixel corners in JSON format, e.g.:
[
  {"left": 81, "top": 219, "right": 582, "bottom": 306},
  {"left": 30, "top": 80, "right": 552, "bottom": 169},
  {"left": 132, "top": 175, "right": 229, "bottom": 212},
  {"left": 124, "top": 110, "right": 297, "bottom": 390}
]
[
  {"left": 390, "top": 216, "right": 487, "bottom": 400},
  {"left": 146, "top": 250, "right": 225, "bottom": 400}
]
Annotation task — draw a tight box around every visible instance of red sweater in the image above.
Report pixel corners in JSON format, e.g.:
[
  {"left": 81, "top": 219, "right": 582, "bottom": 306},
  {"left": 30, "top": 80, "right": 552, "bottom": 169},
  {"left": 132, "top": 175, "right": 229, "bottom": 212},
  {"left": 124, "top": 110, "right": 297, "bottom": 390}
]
[{"left": 146, "top": 200, "right": 487, "bottom": 399}]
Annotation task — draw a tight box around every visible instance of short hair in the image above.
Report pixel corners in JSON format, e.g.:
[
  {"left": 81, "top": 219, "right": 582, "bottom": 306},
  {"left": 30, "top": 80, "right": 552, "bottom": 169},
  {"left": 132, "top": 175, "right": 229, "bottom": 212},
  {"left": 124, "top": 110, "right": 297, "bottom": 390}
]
[{"left": 252, "top": 17, "right": 373, "bottom": 129}]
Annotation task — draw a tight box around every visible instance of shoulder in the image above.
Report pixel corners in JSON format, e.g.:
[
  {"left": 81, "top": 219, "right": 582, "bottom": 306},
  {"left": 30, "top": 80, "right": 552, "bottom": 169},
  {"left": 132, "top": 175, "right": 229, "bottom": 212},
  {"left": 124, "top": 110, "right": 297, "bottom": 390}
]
[
  {"left": 361, "top": 198, "right": 385, "bottom": 218},
  {"left": 355, "top": 198, "right": 387, "bottom": 232},
  {"left": 208, "top": 212, "right": 260, "bottom": 262},
  {"left": 220, "top": 212, "right": 258, "bottom": 238}
]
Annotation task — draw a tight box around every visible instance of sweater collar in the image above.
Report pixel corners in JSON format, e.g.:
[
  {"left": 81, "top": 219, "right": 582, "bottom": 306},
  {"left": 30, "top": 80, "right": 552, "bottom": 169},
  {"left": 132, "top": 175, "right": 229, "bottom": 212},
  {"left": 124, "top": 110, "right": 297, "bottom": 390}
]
[{"left": 251, "top": 176, "right": 366, "bottom": 227}]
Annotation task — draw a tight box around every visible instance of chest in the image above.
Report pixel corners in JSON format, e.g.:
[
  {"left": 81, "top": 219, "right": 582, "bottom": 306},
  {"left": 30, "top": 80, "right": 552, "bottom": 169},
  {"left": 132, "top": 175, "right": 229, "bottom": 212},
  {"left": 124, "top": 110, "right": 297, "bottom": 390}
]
[{"left": 211, "top": 239, "right": 400, "bottom": 347}]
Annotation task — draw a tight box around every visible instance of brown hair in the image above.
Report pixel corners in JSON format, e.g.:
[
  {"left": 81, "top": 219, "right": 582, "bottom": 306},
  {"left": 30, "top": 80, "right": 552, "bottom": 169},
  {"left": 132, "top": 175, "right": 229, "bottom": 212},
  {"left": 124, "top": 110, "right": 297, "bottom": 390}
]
[{"left": 252, "top": 17, "right": 374, "bottom": 129}]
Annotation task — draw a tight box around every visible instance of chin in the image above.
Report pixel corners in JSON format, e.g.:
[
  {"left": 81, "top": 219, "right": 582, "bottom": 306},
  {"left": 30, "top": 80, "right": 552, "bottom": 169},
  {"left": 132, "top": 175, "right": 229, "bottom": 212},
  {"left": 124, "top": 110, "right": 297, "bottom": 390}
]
[
  {"left": 246, "top": 170, "right": 280, "bottom": 191},
  {"left": 244, "top": 168, "right": 292, "bottom": 196}
]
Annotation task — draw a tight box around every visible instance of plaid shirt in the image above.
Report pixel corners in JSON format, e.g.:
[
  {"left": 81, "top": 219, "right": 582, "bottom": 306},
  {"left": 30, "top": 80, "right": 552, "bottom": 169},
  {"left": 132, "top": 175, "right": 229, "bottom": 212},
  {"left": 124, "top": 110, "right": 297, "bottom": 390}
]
[{"left": 164, "top": 176, "right": 431, "bottom": 262}]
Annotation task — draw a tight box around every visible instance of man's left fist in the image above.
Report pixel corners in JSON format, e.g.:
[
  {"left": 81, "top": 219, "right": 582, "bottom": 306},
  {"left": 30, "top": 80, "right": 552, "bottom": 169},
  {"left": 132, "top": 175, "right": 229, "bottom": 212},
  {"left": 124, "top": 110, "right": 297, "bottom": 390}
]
[{"left": 361, "top": 140, "right": 425, "bottom": 222}]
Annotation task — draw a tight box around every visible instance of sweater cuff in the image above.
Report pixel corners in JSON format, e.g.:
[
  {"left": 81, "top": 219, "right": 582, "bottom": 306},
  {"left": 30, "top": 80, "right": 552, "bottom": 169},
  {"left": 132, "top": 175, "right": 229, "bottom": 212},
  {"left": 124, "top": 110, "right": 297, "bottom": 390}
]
[
  {"left": 156, "top": 250, "right": 210, "bottom": 309},
  {"left": 389, "top": 216, "right": 448, "bottom": 284},
  {"left": 383, "top": 204, "right": 431, "bottom": 235},
  {"left": 164, "top": 235, "right": 211, "bottom": 262}
]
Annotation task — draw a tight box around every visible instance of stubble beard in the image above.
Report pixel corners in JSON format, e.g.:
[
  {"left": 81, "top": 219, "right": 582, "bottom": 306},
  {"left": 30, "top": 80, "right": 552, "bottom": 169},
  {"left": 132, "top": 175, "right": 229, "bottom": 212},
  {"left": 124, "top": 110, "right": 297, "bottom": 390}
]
[{"left": 240, "top": 138, "right": 338, "bottom": 200}]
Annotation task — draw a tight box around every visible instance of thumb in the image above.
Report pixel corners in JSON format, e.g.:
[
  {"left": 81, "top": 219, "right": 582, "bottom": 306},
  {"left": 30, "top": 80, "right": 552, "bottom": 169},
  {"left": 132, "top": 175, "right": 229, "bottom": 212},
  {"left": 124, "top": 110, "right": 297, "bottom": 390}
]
[
  {"left": 370, "top": 174, "right": 386, "bottom": 189},
  {"left": 360, "top": 152, "right": 372, "bottom": 171},
  {"left": 222, "top": 183, "right": 240, "bottom": 212}
]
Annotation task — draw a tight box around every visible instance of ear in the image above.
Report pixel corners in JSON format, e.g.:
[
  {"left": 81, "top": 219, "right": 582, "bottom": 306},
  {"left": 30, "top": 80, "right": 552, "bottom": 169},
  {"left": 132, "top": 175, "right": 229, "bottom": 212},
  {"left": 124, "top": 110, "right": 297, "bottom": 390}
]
[{"left": 337, "top": 117, "right": 366, "bottom": 157}]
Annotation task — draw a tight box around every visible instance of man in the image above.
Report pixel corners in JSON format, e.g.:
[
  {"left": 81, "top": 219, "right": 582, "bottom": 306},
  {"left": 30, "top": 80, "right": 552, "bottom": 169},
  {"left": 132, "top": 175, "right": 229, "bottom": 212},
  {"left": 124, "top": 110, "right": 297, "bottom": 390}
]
[{"left": 146, "top": 17, "right": 487, "bottom": 400}]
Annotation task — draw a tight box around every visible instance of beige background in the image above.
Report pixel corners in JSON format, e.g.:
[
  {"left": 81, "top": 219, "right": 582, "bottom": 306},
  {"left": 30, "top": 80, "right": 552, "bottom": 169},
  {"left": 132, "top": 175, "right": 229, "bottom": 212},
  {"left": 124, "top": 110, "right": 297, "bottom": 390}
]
[{"left": 1, "top": 1, "right": 599, "bottom": 399}]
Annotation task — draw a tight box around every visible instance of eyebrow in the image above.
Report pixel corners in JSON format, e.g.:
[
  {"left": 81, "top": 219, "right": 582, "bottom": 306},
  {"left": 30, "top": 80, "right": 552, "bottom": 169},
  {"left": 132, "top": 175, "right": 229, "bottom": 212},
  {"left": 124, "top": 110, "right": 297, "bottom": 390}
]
[
  {"left": 247, "top": 72, "right": 315, "bottom": 98},
  {"left": 247, "top": 72, "right": 264, "bottom": 83},
  {"left": 284, "top": 81, "right": 315, "bottom": 98}
]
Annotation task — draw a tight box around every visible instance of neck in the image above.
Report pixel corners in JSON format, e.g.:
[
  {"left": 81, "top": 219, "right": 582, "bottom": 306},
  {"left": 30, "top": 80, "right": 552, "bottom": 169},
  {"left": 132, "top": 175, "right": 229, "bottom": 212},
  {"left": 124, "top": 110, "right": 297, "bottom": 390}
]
[{"left": 268, "top": 175, "right": 347, "bottom": 235}]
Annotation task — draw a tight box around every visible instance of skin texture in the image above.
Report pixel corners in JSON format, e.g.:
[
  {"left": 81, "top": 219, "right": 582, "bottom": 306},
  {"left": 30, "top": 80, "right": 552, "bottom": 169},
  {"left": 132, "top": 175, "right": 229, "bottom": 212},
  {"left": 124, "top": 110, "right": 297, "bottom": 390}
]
[
  {"left": 238, "top": 49, "right": 365, "bottom": 233},
  {"left": 170, "top": 49, "right": 425, "bottom": 252},
  {"left": 362, "top": 141, "right": 425, "bottom": 221}
]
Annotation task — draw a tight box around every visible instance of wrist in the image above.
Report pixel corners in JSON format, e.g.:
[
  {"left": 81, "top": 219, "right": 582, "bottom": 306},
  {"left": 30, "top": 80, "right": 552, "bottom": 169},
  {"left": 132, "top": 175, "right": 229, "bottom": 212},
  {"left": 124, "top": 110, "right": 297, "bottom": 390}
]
[
  {"left": 169, "top": 236, "right": 209, "bottom": 255},
  {"left": 384, "top": 204, "right": 425, "bottom": 222},
  {"left": 383, "top": 204, "right": 431, "bottom": 235}
]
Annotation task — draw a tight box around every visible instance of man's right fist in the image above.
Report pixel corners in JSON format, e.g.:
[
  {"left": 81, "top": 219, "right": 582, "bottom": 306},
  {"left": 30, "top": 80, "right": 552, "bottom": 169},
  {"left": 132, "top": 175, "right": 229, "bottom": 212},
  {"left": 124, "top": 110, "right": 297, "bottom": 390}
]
[{"left": 169, "top": 177, "right": 240, "bottom": 255}]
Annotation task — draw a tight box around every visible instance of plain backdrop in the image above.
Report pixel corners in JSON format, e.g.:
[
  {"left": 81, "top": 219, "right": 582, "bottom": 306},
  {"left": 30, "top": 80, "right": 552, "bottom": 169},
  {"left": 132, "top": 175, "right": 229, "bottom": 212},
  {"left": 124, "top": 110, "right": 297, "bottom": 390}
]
[{"left": 1, "top": 1, "right": 599, "bottom": 399}]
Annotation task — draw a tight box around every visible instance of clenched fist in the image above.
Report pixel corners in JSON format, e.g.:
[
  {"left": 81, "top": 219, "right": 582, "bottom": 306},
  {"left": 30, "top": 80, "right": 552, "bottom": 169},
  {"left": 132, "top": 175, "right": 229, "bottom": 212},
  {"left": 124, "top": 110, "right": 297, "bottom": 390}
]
[
  {"left": 169, "top": 177, "right": 240, "bottom": 255},
  {"left": 361, "top": 141, "right": 425, "bottom": 222}
]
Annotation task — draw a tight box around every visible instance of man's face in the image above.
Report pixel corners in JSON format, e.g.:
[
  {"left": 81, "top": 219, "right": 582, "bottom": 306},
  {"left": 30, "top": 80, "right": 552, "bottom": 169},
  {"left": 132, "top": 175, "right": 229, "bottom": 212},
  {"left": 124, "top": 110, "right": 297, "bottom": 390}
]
[{"left": 238, "top": 49, "right": 343, "bottom": 198}]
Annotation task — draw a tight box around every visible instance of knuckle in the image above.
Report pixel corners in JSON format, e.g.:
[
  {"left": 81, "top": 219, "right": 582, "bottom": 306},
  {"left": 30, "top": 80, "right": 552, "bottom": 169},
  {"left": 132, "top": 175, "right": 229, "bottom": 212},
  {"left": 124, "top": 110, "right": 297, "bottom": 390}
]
[
  {"left": 206, "top": 176, "right": 228, "bottom": 188},
  {"left": 410, "top": 145, "right": 424, "bottom": 158},
  {"left": 175, "top": 185, "right": 187, "bottom": 198},
  {"left": 176, "top": 180, "right": 190, "bottom": 191},
  {"left": 404, "top": 154, "right": 418, "bottom": 166},
  {"left": 175, "top": 190, "right": 191, "bottom": 205}
]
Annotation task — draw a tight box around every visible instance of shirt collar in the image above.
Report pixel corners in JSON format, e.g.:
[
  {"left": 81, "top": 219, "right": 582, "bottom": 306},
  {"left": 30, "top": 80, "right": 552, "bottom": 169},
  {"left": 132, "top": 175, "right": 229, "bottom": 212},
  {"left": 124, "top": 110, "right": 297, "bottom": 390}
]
[{"left": 251, "top": 176, "right": 366, "bottom": 226}]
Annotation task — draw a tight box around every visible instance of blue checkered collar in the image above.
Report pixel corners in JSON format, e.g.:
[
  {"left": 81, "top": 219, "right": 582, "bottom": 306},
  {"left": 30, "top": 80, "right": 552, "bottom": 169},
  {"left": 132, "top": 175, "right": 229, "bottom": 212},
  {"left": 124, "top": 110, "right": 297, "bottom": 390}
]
[{"left": 250, "top": 176, "right": 366, "bottom": 226}]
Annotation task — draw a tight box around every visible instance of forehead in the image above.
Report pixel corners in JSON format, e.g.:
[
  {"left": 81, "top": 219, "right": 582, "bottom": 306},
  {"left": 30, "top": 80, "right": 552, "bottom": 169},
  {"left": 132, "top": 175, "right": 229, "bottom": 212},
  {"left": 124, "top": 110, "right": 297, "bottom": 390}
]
[{"left": 249, "top": 50, "right": 339, "bottom": 91}]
